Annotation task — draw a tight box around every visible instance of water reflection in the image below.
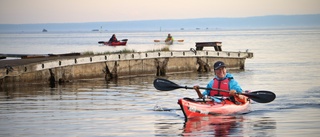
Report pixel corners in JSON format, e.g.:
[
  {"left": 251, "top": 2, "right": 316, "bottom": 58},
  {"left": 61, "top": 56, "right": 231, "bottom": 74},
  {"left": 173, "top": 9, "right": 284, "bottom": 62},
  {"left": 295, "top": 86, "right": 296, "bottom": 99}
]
[
  {"left": 153, "top": 114, "right": 278, "bottom": 136},
  {"left": 156, "top": 114, "right": 264, "bottom": 136},
  {"left": 0, "top": 73, "right": 286, "bottom": 136},
  {"left": 182, "top": 116, "right": 242, "bottom": 136},
  {"left": 154, "top": 118, "right": 184, "bottom": 136},
  {"left": 247, "top": 117, "right": 277, "bottom": 136}
]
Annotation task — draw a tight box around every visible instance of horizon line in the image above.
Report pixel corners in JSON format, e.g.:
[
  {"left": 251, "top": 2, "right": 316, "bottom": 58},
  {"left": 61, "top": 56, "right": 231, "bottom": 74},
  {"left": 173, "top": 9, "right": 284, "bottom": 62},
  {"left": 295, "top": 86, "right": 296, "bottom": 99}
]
[{"left": 1, "top": 13, "right": 319, "bottom": 25}]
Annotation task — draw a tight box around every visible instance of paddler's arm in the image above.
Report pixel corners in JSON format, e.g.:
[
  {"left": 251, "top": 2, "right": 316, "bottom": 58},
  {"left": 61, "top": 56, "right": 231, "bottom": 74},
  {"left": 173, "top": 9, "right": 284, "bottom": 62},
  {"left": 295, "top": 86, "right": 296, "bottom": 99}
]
[
  {"left": 193, "top": 85, "right": 203, "bottom": 98},
  {"left": 229, "top": 79, "right": 243, "bottom": 95}
]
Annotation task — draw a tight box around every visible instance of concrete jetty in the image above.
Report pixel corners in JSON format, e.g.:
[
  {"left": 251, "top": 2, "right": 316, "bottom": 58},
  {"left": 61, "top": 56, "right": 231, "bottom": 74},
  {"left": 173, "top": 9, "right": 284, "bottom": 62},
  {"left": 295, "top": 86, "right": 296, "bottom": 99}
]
[{"left": 0, "top": 49, "right": 253, "bottom": 87}]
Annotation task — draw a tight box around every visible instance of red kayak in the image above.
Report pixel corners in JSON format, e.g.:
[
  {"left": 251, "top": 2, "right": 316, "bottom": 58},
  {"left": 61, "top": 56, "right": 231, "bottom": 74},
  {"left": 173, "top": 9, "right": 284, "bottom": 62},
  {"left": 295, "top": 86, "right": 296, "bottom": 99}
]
[
  {"left": 98, "top": 39, "right": 128, "bottom": 46},
  {"left": 98, "top": 41, "right": 127, "bottom": 46},
  {"left": 153, "top": 78, "right": 276, "bottom": 119},
  {"left": 177, "top": 97, "right": 250, "bottom": 119}
]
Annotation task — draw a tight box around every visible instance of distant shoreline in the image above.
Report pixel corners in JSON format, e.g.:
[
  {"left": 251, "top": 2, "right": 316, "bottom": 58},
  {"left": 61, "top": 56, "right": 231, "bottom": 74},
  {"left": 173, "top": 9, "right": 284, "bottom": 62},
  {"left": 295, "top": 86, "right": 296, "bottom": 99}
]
[
  {"left": 0, "top": 27, "right": 319, "bottom": 34},
  {"left": 0, "top": 14, "right": 319, "bottom": 32}
]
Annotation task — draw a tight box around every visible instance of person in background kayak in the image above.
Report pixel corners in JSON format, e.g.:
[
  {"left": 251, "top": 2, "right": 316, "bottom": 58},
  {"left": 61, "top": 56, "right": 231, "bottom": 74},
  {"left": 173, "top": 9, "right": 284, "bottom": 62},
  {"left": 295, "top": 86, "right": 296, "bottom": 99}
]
[
  {"left": 165, "top": 33, "right": 174, "bottom": 42},
  {"left": 108, "top": 34, "right": 119, "bottom": 43},
  {"left": 193, "top": 61, "right": 246, "bottom": 104}
]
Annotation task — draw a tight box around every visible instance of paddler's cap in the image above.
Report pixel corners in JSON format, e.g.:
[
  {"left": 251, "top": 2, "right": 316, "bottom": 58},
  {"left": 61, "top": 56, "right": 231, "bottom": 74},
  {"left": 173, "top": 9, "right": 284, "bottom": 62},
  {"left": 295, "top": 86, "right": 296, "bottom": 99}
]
[{"left": 214, "top": 61, "right": 226, "bottom": 70}]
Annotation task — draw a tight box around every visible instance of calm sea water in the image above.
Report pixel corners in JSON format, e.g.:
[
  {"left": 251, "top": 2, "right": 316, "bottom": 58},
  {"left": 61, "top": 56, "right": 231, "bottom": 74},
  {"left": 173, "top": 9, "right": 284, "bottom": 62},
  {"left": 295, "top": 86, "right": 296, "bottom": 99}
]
[{"left": 1, "top": 29, "right": 320, "bottom": 136}]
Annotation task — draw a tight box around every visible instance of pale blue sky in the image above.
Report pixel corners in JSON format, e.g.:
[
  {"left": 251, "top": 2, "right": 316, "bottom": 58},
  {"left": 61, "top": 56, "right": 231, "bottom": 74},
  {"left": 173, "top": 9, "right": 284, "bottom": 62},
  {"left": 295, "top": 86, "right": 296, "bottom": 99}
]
[{"left": 0, "top": 0, "right": 319, "bottom": 24}]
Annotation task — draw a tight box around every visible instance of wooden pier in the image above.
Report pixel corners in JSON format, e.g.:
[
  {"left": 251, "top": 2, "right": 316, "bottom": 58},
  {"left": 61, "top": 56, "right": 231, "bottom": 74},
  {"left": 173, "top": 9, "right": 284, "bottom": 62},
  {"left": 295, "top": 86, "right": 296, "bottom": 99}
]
[{"left": 0, "top": 49, "right": 253, "bottom": 87}]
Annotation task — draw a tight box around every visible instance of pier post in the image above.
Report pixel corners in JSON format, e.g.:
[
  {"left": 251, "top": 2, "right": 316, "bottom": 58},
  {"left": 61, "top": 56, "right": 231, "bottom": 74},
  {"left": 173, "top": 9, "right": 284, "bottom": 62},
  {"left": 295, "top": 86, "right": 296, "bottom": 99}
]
[
  {"left": 155, "top": 58, "right": 169, "bottom": 76},
  {"left": 196, "top": 57, "right": 211, "bottom": 72},
  {"left": 49, "top": 69, "right": 55, "bottom": 88},
  {"left": 104, "top": 62, "right": 118, "bottom": 81}
]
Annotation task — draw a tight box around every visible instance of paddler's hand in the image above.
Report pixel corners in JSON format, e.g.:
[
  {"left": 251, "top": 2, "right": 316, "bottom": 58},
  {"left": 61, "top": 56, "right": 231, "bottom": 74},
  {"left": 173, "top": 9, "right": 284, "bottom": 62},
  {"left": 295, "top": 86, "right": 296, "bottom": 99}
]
[
  {"left": 229, "top": 90, "right": 238, "bottom": 96},
  {"left": 193, "top": 85, "right": 200, "bottom": 90},
  {"left": 194, "top": 85, "right": 203, "bottom": 99}
]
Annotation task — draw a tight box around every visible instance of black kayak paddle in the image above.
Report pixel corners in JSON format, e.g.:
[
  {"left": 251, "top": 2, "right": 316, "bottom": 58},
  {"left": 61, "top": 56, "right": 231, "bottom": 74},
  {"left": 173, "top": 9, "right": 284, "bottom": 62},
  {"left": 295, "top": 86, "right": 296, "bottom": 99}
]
[{"left": 153, "top": 78, "right": 276, "bottom": 103}]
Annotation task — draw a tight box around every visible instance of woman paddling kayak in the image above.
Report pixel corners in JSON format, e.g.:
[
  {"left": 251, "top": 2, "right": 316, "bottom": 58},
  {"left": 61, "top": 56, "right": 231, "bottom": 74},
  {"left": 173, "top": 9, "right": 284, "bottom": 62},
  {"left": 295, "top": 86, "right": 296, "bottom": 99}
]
[
  {"left": 154, "top": 60, "right": 276, "bottom": 119},
  {"left": 193, "top": 61, "right": 247, "bottom": 104},
  {"left": 176, "top": 61, "right": 249, "bottom": 119},
  {"left": 153, "top": 61, "right": 275, "bottom": 119}
]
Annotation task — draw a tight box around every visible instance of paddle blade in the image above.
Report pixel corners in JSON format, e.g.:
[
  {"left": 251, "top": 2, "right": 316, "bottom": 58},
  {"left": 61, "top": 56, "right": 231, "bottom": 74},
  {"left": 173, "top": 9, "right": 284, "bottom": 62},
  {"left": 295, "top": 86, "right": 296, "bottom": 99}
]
[
  {"left": 177, "top": 40, "right": 184, "bottom": 42},
  {"left": 98, "top": 41, "right": 105, "bottom": 44},
  {"left": 121, "top": 39, "right": 128, "bottom": 42},
  {"left": 153, "top": 78, "right": 183, "bottom": 91},
  {"left": 243, "top": 90, "right": 276, "bottom": 103}
]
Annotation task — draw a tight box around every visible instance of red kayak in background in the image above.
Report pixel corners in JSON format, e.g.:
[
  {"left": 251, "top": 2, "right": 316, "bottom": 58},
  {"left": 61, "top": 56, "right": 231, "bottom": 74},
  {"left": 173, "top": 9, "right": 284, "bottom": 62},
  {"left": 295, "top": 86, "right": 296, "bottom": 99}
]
[{"left": 98, "top": 39, "right": 128, "bottom": 46}]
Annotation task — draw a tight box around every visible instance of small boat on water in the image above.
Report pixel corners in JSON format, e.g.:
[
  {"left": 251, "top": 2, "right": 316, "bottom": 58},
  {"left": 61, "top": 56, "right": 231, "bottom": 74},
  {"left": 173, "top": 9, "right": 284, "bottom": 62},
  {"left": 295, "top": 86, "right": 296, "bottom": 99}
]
[
  {"left": 98, "top": 41, "right": 127, "bottom": 46},
  {"left": 178, "top": 97, "right": 250, "bottom": 119},
  {"left": 98, "top": 39, "right": 128, "bottom": 46},
  {"left": 153, "top": 78, "right": 276, "bottom": 119},
  {"left": 154, "top": 39, "right": 184, "bottom": 45}
]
